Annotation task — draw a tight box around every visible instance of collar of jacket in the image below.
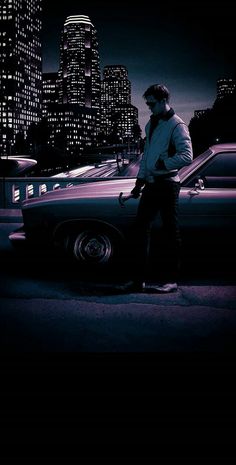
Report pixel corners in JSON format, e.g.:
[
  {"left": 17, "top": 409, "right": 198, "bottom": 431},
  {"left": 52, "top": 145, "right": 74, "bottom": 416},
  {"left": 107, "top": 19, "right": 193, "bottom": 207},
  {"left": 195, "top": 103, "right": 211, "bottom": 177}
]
[
  {"left": 162, "top": 107, "right": 175, "bottom": 120},
  {"left": 150, "top": 107, "right": 175, "bottom": 124}
]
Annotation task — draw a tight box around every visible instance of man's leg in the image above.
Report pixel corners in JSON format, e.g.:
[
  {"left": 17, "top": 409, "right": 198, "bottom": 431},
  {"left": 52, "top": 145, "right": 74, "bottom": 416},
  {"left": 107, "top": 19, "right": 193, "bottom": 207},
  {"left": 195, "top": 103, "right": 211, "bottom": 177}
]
[
  {"left": 129, "top": 184, "right": 159, "bottom": 286},
  {"left": 159, "top": 180, "right": 181, "bottom": 284}
]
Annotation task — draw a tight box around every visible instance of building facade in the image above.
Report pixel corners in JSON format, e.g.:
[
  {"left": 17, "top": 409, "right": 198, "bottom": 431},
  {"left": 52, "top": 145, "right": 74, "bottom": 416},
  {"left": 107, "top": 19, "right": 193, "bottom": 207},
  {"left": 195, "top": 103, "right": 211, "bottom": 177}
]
[
  {"left": 0, "top": 0, "right": 42, "bottom": 155},
  {"left": 47, "top": 103, "right": 98, "bottom": 156},
  {"left": 101, "top": 65, "right": 139, "bottom": 143},
  {"left": 194, "top": 109, "right": 211, "bottom": 118},
  {"left": 217, "top": 78, "right": 236, "bottom": 100},
  {"left": 42, "top": 73, "right": 59, "bottom": 117}
]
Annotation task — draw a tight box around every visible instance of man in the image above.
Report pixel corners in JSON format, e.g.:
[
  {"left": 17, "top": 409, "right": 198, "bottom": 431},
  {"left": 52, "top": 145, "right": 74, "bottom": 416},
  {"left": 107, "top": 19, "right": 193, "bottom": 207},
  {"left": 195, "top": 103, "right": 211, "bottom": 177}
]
[{"left": 124, "top": 84, "right": 193, "bottom": 293}]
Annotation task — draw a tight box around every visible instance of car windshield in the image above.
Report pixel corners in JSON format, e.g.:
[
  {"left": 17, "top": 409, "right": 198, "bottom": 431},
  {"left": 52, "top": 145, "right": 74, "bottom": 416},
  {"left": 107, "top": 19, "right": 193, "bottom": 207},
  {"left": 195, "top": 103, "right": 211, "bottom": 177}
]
[{"left": 179, "top": 148, "right": 213, "bottom": 181}]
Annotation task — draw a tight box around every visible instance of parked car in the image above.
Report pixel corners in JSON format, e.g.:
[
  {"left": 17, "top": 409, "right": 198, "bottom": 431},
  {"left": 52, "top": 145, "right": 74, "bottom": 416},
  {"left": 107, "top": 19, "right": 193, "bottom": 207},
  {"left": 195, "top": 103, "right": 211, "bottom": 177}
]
[
  {"left": 0, "top": 156, "right": 37, "bottom": 176},
  {"left": 9, "top": 143, "right": 236, "bottom": 270}
]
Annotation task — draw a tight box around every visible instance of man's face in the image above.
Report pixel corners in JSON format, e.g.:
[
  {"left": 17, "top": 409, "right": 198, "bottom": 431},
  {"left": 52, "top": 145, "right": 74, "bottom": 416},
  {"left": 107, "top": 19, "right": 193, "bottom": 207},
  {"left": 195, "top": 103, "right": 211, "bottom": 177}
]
[{"left": 145, "top": 96, "right": 164, "bottom": 116}]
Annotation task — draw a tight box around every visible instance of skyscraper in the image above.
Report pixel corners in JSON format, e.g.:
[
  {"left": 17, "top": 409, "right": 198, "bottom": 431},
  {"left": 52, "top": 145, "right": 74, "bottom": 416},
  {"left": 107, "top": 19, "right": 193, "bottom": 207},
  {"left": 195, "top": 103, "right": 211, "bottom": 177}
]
[
  {"left": 102, "top": 65, "right": 131, "bottom": 107},
  {"left": 51, "top": 14, "right": 101, "bottom": 155},
  {"left": 0, "top": 0, "right": 42, "bottom": 155},
  {"left": 101, "top": 65, "right": 139, "bottom": 143},
  {"left": 58, "top": 15, "right": 100, "bottom": 111}
]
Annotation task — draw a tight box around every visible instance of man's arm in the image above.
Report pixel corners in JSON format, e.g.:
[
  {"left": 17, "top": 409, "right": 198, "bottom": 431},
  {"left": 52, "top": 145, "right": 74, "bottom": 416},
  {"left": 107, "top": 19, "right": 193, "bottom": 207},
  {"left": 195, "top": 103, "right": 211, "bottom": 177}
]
[{"left": 131, "top": 135, "right": 149, "bottom": 197}]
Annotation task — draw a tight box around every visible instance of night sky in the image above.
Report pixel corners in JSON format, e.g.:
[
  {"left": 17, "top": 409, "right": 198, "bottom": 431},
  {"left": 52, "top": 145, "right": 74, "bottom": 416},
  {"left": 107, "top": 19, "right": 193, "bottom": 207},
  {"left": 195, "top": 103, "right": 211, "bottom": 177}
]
[{"left": 42, "top": 0, "right": 236, "bottom": 135}]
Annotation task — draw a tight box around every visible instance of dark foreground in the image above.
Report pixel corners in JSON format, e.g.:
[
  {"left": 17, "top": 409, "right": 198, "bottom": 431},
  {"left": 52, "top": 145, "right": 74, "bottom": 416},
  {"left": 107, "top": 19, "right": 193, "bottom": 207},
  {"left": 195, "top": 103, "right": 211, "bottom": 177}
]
[
  {"left": 0, "top": 219, "right": 235, "bottom": 351},
  {"left": 0, "top": 237, "right": 236, "bottom": 351}
]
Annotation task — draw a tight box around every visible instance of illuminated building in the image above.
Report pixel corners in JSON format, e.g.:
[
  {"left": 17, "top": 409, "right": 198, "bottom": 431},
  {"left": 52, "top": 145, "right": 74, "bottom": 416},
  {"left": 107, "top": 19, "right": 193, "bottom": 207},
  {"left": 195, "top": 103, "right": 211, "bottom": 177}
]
[
  {"left": 58, "top": 15, "right": 100, "bottom": 111},
  {"left": 101, "top": 65, "right": 139, "bottom": 143},
  {"left": 194, "top": 109, "right": 211, "bottom": 118},
  {"left": 42, "top": 73, "right": 59, "bottom": 117},
  {"left": 0, "top": 0, "right": 42, "bottom": 154},
  {"left": 49, "top": 15, "right": 101, "bottom": 154},
  {"left": 47, "top": 103, "right": 98, "bottom": 156},
  {"left": 217, "top": 78, "right": 236, "bottom": 99}
]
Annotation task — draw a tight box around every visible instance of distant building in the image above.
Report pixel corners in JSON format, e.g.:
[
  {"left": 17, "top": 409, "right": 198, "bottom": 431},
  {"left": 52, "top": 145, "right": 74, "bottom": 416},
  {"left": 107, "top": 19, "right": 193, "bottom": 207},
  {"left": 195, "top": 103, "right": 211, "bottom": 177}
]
[
  {"left": 53, "top": 15, "right": 101, "bottom": 154},
  {"left": 0, "top": 0, "right": 42, "bottom": 154},
  {"left": 217, "top": 78, "right": 236, "bottom": 99},
  {"left": 58, "top": 15, "right": 100, "bottom": 110},
  {"left": 101, "top": 65, "right": 139, "bottom": 143},
  {"left": 42, "top": 73, "right": 59, "bottom": 117},
  {"left": 194, "top": 109, "right": 211, "bottom": 118},
  {"left": 47, "top": 103, "right": 98, "bottom": 156}
]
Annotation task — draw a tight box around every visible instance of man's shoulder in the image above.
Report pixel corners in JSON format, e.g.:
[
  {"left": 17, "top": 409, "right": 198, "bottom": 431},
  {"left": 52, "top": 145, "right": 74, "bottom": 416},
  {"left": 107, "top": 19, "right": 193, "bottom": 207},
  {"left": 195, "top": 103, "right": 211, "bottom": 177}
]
[
  {"left": 168, "top": 115, "right": 189, "bottom": 137},
  {"left": 170, "top": 114, "right": 186, "bottom": 126}
]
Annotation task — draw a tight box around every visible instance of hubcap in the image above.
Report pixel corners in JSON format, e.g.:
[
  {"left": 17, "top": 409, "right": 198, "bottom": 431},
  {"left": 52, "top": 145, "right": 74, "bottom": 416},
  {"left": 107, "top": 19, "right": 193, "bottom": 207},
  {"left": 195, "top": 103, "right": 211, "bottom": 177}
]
[
  {"left": 84, "top": 238, "right": 105, "bottom": 258},
  {"left": 73, "top": 231, "right": 112, "bottom": 264}
]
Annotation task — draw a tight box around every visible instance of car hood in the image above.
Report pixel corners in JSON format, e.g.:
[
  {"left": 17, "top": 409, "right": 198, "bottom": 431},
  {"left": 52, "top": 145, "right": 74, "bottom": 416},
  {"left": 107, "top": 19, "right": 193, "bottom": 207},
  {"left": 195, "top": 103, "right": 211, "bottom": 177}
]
[{"left": 22, "top": 178, "right": 135, "bottom": 207}]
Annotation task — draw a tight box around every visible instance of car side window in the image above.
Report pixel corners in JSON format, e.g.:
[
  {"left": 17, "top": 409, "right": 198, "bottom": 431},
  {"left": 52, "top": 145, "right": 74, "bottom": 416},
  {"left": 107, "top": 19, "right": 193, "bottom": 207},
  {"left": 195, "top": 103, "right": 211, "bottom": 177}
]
[{"left": 184, "top": 152, "right": 236, "bottom": 188}]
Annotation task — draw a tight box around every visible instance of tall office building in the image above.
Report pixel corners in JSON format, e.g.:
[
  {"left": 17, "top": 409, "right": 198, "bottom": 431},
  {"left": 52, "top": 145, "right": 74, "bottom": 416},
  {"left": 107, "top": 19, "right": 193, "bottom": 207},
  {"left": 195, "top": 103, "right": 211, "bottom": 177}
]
[
  {"left": 42, "top": 73, "right": 59, "bottom": 117},
  {"left": 217, "top": 78, "right": 236, "bottom": 99},
  {"left": 0, "top": 0, "right": 42, "bottom": 155},
  {"left": 58, "top": 15, "right": 100, "bottom": 110},
  {"left": 102, "top": 65, "right": 131, "bottom": 107},
  {"left": 55, "top": 15, "right": 101, "bottom": 153},
  {"left": 101, "top": 65, "right": 139, "bottom": 143}
]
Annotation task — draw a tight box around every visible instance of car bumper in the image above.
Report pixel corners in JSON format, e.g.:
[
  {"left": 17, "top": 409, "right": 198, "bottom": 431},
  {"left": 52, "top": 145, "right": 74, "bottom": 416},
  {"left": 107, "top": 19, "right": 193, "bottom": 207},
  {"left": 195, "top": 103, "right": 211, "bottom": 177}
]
[{"left": 9, "top": 227, "right": 26, "bottom": 245}]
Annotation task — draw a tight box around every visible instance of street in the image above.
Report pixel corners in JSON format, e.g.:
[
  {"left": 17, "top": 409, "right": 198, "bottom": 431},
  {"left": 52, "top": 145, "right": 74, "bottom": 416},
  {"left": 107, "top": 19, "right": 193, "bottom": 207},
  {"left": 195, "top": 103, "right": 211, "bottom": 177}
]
[{"left": 0, "top": 221, "right": 236, "bottom": 352}]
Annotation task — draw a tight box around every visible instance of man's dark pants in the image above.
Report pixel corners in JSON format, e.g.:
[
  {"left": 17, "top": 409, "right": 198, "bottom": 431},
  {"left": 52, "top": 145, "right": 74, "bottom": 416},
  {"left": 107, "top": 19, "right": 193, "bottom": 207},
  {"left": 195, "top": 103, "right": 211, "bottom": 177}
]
[{"left": 132, "top": 179, "right": 181, "bottom": 284}]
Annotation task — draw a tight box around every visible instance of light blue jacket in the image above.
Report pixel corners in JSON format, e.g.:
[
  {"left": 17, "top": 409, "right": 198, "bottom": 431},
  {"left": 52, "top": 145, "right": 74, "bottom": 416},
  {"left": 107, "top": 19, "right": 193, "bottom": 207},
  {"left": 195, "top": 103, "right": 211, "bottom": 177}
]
[{"left": 137, "top": 113, "right": 193, "bottom": 182}]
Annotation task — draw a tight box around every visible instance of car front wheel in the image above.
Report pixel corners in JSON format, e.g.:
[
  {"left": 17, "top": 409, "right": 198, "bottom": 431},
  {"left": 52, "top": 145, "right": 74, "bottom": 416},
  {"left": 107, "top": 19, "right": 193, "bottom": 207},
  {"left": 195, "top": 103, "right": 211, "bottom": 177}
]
[{"left": 66, "top": 228, "right": 118, "bottom": 267}]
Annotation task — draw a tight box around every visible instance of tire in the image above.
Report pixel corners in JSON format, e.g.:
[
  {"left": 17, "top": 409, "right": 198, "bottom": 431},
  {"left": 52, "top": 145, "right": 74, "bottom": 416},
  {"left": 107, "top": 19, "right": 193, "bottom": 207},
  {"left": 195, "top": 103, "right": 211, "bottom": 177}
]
[{"left": 66, "top": 228, "right": 118, "bottom": 268}]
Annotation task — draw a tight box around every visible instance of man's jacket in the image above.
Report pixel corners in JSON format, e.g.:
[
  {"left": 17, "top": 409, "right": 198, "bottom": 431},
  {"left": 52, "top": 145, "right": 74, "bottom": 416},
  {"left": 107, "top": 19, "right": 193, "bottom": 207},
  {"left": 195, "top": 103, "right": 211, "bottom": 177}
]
[{"left": 137, "top": 111, "right": 193, "bottom": 183}]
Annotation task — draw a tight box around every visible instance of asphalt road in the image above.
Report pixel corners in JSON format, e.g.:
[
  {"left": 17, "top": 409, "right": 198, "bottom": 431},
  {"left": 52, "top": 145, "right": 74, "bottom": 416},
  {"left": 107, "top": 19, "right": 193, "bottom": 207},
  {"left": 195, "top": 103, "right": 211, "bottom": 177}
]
[{"left": 1, "top": 222, "right": 236, "bottom": 352}]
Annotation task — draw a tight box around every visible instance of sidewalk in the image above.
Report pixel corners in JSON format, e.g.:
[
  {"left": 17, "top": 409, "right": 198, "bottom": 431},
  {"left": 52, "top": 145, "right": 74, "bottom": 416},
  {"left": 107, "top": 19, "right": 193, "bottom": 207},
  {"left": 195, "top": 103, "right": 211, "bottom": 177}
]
[{"left": 1, "top": 284, "right": 236, "bottom": 351}]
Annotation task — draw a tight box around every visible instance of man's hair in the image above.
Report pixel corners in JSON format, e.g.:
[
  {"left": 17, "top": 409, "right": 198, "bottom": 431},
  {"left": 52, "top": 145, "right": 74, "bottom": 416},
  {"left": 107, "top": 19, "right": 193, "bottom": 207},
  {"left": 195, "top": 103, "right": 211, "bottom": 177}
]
[{"left": 143, "top": 84, "right": 170, "bottom": 102}]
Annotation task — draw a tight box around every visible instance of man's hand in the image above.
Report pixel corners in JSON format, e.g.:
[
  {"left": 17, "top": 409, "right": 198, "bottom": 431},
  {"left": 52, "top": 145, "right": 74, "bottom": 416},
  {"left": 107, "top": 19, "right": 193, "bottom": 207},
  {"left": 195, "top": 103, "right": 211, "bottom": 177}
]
[
  {"left": 130, "top": 178, "right": 145, "bottom": 198},
  {"left": 155, "top": 159, "right": 166, "bottom": 170}
]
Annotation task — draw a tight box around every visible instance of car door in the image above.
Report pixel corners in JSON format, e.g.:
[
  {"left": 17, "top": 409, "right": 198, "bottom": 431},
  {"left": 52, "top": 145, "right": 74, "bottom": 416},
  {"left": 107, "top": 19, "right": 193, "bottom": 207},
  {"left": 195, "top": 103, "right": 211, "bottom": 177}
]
[{"left": 179, "top": 151, "right": 236, "bottom": 249}]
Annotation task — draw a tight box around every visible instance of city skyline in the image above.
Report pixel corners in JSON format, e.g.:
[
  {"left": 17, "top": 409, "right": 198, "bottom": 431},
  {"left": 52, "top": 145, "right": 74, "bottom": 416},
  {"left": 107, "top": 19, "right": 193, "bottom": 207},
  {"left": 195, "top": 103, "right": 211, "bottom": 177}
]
[{"left": 42, "top": 0, "right": 236, "bottom": 135}]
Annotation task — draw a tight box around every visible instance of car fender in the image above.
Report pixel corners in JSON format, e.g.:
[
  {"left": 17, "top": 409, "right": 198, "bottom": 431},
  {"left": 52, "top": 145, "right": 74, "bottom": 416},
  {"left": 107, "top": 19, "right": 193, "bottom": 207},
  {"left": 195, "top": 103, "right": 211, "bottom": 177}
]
[{"left": 53, "top": 218, "right": 126, "bottom": 245}]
